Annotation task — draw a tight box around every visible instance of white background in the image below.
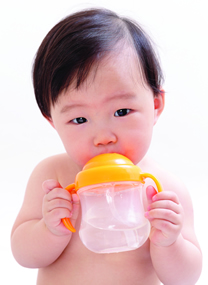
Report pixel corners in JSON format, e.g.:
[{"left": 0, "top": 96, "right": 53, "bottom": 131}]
[{"left": 1, "top": 0, "right": 207, "bottom": 283}]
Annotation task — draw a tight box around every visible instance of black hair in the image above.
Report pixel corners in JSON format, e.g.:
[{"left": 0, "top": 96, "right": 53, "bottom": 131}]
[{"left": 33, "top": 8, "right": 164, "bottom": 118}]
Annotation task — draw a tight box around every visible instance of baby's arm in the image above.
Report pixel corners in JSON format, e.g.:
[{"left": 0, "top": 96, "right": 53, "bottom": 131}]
[
  {"left": 11, "top": 156, "right": 79, "bottom": 268},
  {"left": 145, "top": 178, "right": 202, "bottom": 285}
]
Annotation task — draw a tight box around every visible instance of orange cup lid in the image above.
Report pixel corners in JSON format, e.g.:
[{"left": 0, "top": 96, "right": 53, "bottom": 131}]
[{"left": 75, "top": 153, "right": 144, "bottom": 190}]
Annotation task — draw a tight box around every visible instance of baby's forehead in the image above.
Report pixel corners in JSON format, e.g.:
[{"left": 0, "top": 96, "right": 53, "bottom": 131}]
[
  {"left": 56, "top": 48, "right": 147, "bottom": 106},
  {"left": 66, "top": 45, "right": 143, "bottom": 91}
]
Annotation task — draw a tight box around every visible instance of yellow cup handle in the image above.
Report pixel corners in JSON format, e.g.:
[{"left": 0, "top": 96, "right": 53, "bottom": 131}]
[
  {"left": 140, "top": 173, "right": 163, "bottom": 193},
  {"left": 62, "top": 183, "right": 77, "bottom": 233}
]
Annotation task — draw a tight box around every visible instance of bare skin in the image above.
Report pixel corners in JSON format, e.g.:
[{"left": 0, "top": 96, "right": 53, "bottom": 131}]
[{"left": 11, "top": 49, "right": 202, "bottom": 284}]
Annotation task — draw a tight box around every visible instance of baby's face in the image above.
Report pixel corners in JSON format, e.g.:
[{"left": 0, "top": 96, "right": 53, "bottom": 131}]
[{"left": 50, "top": 47, "right": 163, "bottom": 168}]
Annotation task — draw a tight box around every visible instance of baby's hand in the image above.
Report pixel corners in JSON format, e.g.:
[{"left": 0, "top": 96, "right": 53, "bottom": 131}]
[
  {"left": 145, "top": 186, "right": 184, "bottom": 247},
  {"left": 42, "top": 179, "right": 80, "bottom": 236}
]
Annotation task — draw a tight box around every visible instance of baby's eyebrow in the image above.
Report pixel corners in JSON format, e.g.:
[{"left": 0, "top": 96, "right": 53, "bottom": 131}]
[
  {"left": 60, "top": 103, "right": 85, "bottom": 114},
  {"left": 60, "top": 93, "right": 136, "bottom": 113},
  {"left": 106, "top": 93, "right": 137, "bottom": 102}
]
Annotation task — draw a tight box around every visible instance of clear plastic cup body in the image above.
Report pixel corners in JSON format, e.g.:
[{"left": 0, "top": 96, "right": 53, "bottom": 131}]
[{"left": 78, "top": 181, "right": 150, "bottom": 253}]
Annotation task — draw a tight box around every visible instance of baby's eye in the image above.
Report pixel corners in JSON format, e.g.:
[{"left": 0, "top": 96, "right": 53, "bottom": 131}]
[
  {"left": 114, "top": 109, "right": 131, "bottom": 117},
  {"left": 71, "top": 117, "right": 87, "bottom": 124}
]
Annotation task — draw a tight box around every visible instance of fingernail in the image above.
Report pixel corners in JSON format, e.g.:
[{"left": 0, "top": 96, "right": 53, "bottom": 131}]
[
  {"left": 152, "top": 195, "right": 157, "bottom": 201},
  {"left": 144, "top": 212, "right": 149, "bottom": 218}
]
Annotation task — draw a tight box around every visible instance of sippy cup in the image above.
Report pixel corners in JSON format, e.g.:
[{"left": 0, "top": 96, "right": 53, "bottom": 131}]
[{"left": 62, "top": 153, "right": 162, "bottom": 253}]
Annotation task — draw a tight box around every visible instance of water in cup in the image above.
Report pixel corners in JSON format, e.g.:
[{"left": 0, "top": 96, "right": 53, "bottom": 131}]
[{"left": 78, "top": 182, "right": 151, "bottom": 253}]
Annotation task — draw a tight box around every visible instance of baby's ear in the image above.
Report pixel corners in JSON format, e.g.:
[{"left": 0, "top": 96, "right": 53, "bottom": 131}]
[{"left": 154, "top": 89, "right": 165, "bottom": 125}]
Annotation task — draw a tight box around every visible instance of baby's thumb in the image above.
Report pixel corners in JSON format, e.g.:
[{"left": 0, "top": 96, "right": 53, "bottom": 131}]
[
  {"left": 146, "top": 185, "right": 157, "bottom": 205},
  {"left": 42, "top": 179, "right": 62, "bottom": 194}
]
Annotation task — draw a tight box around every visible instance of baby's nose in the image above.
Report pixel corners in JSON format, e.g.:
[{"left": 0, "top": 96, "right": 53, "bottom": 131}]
[{"left": 93, "top": 129, "right": 117, "bottom": 146}]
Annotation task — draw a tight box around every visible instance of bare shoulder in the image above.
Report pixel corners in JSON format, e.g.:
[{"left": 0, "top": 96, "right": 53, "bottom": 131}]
[
  {"left": 25, "top": 153, "right": 81, "bottom": 203},
  {"left": 30, "top": 153, "right": 80, "bottom": 184},
  {"left": 139, "top": 156, "right": 191, "bottom": 201}
]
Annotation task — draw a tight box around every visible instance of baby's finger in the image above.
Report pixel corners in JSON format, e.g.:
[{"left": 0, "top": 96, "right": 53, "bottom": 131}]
[
  {"left": 47, "top": 208, "right": 72, "bottom": 227},
  {"left": 152, "top": 191, "right": 180, "bottom": 204},
  {"left": 146, "top": 185, "right": 157, "bottom": 205},
  {"left": 46, "top": 187, "right": 72, "bottom": 202},
  {"left": 47, "top": 198, "right": 73, "bottom": 213},
  {"left": 145, "top": 208, "right": 181, "bottom": 225},
  {"left": 148, "top": 200, "right": 182, "bottom": 214},
  {"left": 150, "top": 218, "right": 178, "bottom": 236},
  {"left": 42, "top": 179, "right": 62, "bottom": 194}
]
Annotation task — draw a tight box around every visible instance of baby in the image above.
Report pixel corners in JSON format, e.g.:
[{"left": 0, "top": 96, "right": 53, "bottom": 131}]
[{"left": 11, "top": 8, "right": 202, "bottom": 284}]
